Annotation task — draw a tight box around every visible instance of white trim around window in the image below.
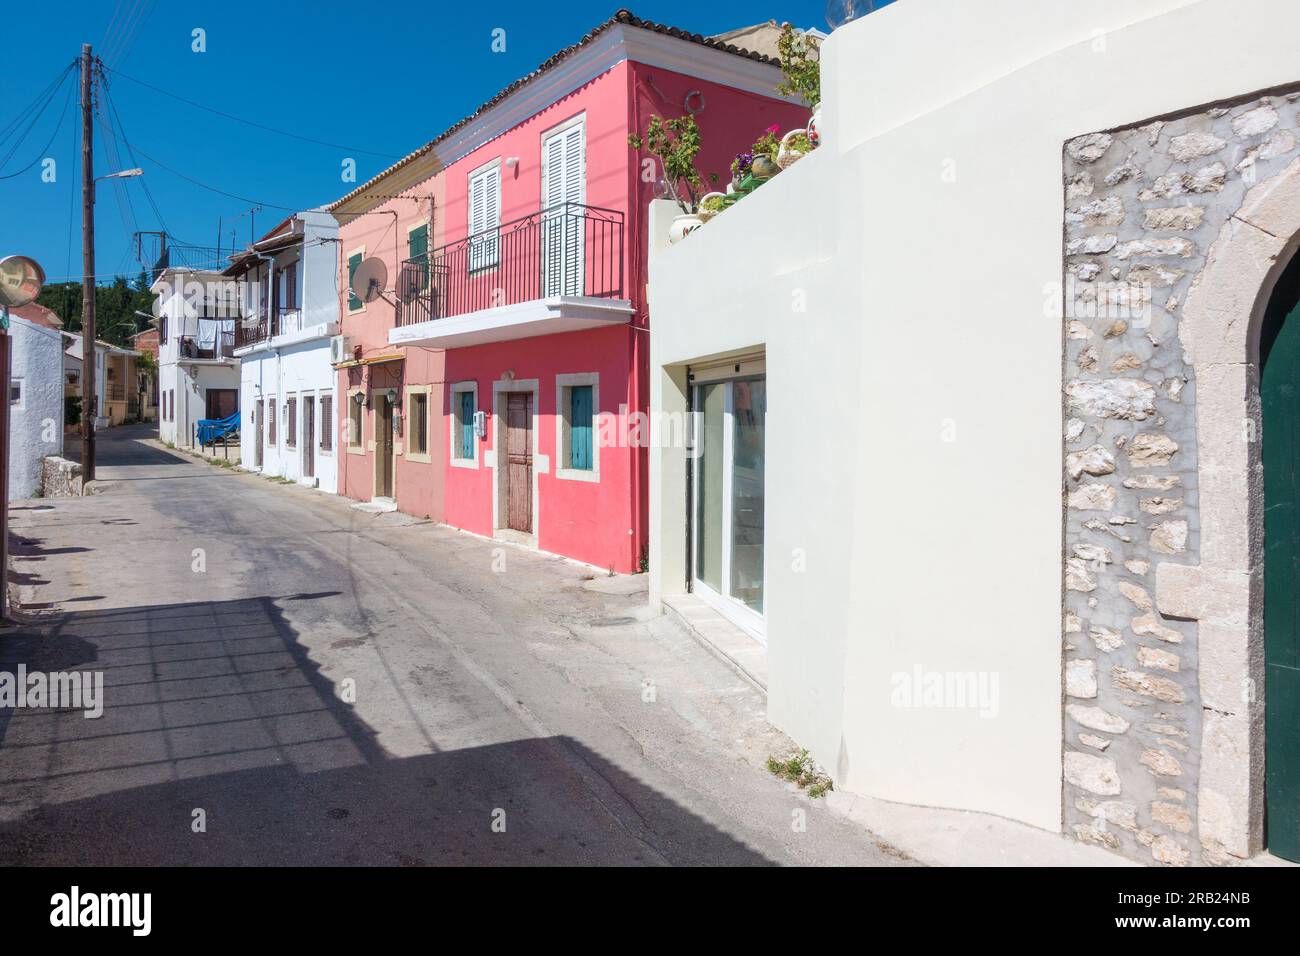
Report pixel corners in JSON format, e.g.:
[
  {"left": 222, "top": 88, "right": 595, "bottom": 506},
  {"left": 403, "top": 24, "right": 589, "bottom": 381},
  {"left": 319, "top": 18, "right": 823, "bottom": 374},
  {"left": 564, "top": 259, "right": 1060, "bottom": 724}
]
[
  {"left": 554, "top": 372, "right": 599, "bottom": 483},
  {"left": 449, "top": 380, "right": 479, "bottom": 468}
]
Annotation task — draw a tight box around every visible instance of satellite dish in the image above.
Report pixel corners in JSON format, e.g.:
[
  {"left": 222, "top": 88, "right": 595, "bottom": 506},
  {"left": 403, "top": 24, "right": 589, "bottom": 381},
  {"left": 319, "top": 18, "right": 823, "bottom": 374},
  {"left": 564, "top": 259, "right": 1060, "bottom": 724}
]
[
  {"left": 0, "top": 255, "right": 46, "bottom": 309},
  {"left": 396, "top": 261, "right": 429, "bottom": 304},
  {"left": 350, "top": 257, "right": 388, "bottom": 304}
]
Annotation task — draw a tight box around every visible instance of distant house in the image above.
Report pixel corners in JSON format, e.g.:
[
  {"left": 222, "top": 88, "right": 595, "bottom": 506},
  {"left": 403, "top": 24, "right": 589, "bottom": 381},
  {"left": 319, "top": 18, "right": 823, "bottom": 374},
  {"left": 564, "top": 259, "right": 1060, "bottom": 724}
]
[
  {"left": 7, "top": 312, "right": 64, "bottom": 499},
  {"left": 151, "top": 267, "right": 240, "bottom": 448},
  {"left": 228, "top": 209, "right": 341, "bottom": 491},
  {"left": 61, "top": 334, "right": 142, "bottom": 427}
]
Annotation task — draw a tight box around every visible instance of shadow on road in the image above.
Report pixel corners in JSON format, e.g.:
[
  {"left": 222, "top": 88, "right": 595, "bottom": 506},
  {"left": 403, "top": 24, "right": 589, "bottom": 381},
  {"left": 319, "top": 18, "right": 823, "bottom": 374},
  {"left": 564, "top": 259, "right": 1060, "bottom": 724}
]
[{"left": 0, "top": 593, "right": 771, "bottom": 866}]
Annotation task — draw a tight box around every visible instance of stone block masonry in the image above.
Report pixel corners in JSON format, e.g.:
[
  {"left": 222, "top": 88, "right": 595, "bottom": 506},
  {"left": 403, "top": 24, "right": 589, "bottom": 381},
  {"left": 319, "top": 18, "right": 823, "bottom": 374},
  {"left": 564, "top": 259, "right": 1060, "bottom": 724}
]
[{"left": 1061, "top": 88, "right": 1300, "bottom": 865}]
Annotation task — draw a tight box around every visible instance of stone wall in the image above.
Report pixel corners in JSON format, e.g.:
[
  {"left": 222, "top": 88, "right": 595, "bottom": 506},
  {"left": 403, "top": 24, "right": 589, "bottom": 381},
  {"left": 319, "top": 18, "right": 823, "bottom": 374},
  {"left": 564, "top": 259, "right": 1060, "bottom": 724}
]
[
  {"left": 41, "top": 457, "right": 83, "bottom": 498},
  {"left": 1061, "top": 88, "right": 1300, "bottom": 865}
]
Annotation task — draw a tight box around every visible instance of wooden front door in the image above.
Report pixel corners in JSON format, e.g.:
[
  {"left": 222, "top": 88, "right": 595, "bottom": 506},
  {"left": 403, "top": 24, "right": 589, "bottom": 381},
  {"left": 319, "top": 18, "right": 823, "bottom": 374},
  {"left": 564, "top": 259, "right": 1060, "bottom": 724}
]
[
  {"left": 1262, "top": 255, "right": 1300, "bottom": 862},
  {"left": 302, "top": 396, "right": 315, "bottom": 479},
  {"left": 505, "top": 393, "right": 532, "bottom": 533},
  {"left": 375, "top": 394, "right": 394, "bottom": 499},
  {"left": 205, "top": 388, "right": 238, "bottom": 420}
]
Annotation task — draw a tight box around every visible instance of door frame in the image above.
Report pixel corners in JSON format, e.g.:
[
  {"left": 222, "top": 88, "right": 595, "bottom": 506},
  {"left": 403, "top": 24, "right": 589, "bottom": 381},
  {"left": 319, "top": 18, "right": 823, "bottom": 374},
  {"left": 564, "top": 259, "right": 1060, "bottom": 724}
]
[
  {"left": 540, "top": 113, "right": 586, "bottom": 297},
  {"left": 302, "top": 393, "right": 316, "bottom": 481},
  {"left": 369, "top": 388, "right": 397, "bottom": 501},
  {"left": 491, "top": 378, "right": 542, "bottom": 543},
  {"left": 689, "top": 374, "right": 767, "bottom": 641}
]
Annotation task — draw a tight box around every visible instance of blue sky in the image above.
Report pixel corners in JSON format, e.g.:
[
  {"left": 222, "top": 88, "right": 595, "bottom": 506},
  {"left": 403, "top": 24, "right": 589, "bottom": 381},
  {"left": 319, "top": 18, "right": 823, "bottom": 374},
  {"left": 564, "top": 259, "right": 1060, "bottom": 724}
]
[{"left": 0, "top": 0, "right": 892, "bottom": 295}]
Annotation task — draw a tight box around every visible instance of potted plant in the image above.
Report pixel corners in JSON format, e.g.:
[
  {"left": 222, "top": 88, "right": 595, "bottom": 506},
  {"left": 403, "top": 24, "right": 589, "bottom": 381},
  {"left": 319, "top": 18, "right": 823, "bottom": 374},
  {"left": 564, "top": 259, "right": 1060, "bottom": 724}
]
[
  {"left": 776, "top": 24, "right": 822, "bottom": 146},
  {"left": 750, "top": 125, "right": 781, "bottom": 180},
  {"left": 629, "top": 113, "right": 719, "bottom": 244},
  {"left": 778, "top": 129, "right": 814, "bottom": 169},
  {"left": 698, "top": 193, "right": 729, "bottom": 223}
]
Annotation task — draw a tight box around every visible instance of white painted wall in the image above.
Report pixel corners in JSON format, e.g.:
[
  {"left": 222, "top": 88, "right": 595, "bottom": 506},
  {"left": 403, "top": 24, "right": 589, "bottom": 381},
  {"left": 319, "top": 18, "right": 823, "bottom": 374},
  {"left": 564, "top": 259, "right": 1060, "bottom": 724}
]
[
  {"left": 8, "top": 315, "right": 64, "bottom": 499},
  {"left": 236, "top": 209, "right": 340, "bottom": 493},
  {"left": 648, "top": 0, "right": 1300, "bottom": 831},
  {"left": 152, "top": 268, "right": 240, "bottom": 448}
]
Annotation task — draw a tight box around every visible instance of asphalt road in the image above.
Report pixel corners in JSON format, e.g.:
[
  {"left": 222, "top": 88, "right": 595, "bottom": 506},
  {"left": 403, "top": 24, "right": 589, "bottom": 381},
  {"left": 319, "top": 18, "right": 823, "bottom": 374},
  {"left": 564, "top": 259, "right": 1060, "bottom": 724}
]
[{"left": 0, "top": 424, "right": 910, "bottom": 866}]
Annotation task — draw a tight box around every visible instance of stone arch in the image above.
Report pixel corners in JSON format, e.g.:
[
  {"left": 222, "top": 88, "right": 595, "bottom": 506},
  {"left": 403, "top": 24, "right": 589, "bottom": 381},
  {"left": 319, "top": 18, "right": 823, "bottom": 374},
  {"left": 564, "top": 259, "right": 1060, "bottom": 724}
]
[{"left": 1159, "top": 156, "right": 1300, "bottom": 859}]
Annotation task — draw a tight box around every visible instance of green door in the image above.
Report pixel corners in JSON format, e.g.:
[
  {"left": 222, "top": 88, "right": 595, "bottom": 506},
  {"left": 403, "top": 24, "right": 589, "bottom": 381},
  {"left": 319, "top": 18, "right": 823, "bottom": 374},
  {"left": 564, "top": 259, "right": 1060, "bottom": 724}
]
[{"left": 1262, "top": 254, "right": 1300, "bottom": 862}]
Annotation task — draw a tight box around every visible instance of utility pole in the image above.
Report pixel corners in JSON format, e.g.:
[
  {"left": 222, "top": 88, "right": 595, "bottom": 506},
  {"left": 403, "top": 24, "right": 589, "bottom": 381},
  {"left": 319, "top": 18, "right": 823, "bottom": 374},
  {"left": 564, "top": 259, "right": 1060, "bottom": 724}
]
[{"left": 80, "top": 43, "right": 96, "bottom": 482}]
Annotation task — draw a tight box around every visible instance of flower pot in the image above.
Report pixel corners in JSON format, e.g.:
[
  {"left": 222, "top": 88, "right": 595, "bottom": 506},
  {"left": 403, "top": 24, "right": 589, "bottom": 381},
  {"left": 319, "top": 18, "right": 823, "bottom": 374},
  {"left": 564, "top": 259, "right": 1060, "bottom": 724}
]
[
  {"left": 751, "top": 155, "right": 780, "bottom": 180},
  {"left": 778, "top": 128, "right": 812, "bottom": 169},
  {"left": 808, "top": 104, "right": 822, "bottom": 148},
  {"left": 697, "top": 192, "right": 728, "bottom": 223},
  {"left": 668, "top": 213, "right": 703, "bottom": 244}
]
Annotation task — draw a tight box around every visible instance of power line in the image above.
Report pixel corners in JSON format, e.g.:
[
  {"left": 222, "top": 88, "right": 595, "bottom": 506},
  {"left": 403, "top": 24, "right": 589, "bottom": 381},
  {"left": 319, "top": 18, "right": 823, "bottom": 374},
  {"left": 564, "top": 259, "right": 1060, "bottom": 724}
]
[
  {"left": 0, "top": 59, "right": 75, "bottom": 148},
  {"left": 102, "top": 64, "right": 403, "bottom": 159},
  {"left": 0, "top": 72, "right": 77, "bottom": 180}
]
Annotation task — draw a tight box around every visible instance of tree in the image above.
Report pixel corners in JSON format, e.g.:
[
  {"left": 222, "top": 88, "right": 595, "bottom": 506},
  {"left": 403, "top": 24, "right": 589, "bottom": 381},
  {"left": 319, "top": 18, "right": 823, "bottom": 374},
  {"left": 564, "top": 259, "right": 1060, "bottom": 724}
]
[{"left": 37, "top": 271, "right": 157, "bottom": 346}]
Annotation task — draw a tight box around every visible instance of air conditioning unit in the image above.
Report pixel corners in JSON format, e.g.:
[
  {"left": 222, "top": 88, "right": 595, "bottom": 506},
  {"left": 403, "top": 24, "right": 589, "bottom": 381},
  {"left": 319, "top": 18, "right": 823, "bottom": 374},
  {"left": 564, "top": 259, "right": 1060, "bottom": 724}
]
[{"left": 329, "top": 335, "right": 353, "bottom": 365}]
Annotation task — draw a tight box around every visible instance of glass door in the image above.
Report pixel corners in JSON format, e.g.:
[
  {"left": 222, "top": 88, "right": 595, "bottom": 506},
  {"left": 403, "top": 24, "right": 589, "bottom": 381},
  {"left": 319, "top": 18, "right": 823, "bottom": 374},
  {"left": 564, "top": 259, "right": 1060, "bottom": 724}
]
[{"left": 691, "top": 377, "right": 766, "bottom": 638}]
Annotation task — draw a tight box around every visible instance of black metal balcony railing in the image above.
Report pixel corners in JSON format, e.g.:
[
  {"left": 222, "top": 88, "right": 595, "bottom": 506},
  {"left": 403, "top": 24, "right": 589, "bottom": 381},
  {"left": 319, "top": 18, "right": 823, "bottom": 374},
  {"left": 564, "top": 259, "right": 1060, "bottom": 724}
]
[
  {"left": 397, "top": 202, "right": 624, "bottom": 327},
  {"left": 107, "top": 383, "right": 125, "bottom": 401},
  {"left": 234, "top": 307, "right": 304, "bottom": 348},
  {"left": 179, "top": 331, "right": 236, "bottom": 360}
]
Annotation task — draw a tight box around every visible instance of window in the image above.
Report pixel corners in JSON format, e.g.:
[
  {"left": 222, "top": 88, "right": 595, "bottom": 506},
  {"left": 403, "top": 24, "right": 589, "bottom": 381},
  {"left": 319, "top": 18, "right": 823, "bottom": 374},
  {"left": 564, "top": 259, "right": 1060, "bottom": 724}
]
[
  {"left": 347, "top": 390, "right": 364, "bottom": 451},
  {"left": 159, "top": 317, "right": 168, "bottom": 344},
  {"left": 10, "top": 378, "right": 23, "bottom": 409},
  {"left": 468, "top": 164, "right": 501, "bottom": 272},
  {"left": 320, "top": 392, "right": 333, "bottom": 453},
  {"left": 450, "top": 383, "right": 477, "bottom": 466},
  {"left": 541, "top": 117, "right": 586, "bottom": 297},
  {"left": 268, "top": 398, "right": 277, "bottom": 445},
  {"left": 283, "top": 260, "right": 298, "bottom": 310},
  {"left": 555, "top": 373, "right": 599, "bottom": 481},
  {"left": 408, "top": 223, "right": 428, "bottom": 261},
  {"left": 347, "top": 249, "right": 364, "bottom": 312},
  {"left": 286, "top": 395, "right": 297, "bottom": 448},
  {"left": 407, "top": 388, "right": 429, "bottom": 461}
]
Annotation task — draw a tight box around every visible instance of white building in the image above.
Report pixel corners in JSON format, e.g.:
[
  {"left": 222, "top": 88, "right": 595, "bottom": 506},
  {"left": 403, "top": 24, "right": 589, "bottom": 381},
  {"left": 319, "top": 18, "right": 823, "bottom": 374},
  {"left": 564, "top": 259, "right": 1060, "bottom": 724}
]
[
  {"left": 229, "top": 209, "right": 341, "bottom": 492},
  {"left": 7, "top": 312, "right": 63, "bottom": 499},
  {"left": 647, "top": 0, "right": 1300, "bottom": 865},
  {"left": 151, "top": 268, "right": 240, "bottom": 448}
]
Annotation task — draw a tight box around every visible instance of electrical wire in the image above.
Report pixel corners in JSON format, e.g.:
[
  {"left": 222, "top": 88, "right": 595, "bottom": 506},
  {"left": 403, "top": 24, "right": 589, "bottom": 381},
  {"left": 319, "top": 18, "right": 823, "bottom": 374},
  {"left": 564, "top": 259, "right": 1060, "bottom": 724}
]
[
  {"left": 0, "top": 59, "right": 75, "bottom": 149},
  {"left": 0, "top": 73, "right": 77, "bottom": 180},
  {"left": 101, "top": 64, "right": 402, "bottom": 159}
]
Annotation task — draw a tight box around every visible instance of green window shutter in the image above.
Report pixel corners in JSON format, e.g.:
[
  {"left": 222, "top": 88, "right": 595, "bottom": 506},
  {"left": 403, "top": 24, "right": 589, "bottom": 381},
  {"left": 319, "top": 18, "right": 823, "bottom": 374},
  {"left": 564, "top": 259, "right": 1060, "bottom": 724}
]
[
  {"left": 347, "top": 253, "right": 363, "bottom": 311},
  {"left": 408, "top": 224, "right": 428, "bottom": 261},
  {"left": 460, "top": 391, "right": 475, "bottom": 459},
  {"left": 570, "top": 385, "right": 592, "bottom": 470}
]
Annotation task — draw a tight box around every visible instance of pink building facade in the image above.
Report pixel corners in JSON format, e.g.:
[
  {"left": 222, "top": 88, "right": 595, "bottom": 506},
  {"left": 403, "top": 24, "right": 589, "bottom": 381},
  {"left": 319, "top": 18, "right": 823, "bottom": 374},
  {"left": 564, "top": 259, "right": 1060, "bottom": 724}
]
[{"left": 330, "top": 11, "right": 806, "bottom": 571}]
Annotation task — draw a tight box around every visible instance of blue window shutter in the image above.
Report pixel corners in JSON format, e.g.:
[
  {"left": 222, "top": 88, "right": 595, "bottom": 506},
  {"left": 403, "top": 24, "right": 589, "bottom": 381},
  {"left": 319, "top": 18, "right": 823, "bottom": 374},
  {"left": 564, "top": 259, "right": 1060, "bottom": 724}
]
[
  {"left": 570, "top": 386, "right": 592, "bottom": 470},
  {"left": 460, "top": 391, "right": 474, "bottom": 459}
]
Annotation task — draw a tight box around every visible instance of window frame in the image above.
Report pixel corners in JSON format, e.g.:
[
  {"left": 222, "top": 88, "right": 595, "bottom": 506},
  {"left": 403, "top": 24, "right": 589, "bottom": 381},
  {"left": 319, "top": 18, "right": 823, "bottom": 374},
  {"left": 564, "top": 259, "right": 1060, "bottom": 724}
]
[
  {"left": 346, "top": 387, "right": 365, "bottom": 455},
  {"left": 267, "top": 396, "right": 277, "bottom": 446},
  {"left": 449, "top": 381, "right": 479, "bottom": 468},
  {"left": 346, "top": 245, "right": 366, "bottom": 314},
  {"left": 405, "top": 384, "right": 432, "bottom": 463},
  {"left": 466, "top": 159, "right": 502, "bottom": 275},
  {"left": 285, "top": 393, "right": 298, "bottom": 449},
  {"left": 319, "top": 390, "right": 334, "bottom": 455},
  {"left": 555, "top": 372, "right": 599, "bottom": 482}
]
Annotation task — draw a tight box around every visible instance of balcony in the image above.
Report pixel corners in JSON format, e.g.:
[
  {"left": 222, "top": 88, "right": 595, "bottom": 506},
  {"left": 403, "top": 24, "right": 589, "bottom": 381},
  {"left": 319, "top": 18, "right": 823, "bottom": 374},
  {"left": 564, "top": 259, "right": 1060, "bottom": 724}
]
[
  {"left": 235, "top": 307, "right": 338, "bottom": 351},
  {"left": 178, "top": 331, "right": 235, "bottom": 361},
  {"left": 390, "top": 202, "right": 633, "bottom": 349}
]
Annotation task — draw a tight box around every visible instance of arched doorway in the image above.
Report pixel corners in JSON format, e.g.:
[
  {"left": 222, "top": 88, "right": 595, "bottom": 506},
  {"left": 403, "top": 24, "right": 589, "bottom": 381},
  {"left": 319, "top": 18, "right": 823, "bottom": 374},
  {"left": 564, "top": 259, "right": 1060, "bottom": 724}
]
[{"left": 1261, "top": 249, "right": 1300, "bottom": 862}]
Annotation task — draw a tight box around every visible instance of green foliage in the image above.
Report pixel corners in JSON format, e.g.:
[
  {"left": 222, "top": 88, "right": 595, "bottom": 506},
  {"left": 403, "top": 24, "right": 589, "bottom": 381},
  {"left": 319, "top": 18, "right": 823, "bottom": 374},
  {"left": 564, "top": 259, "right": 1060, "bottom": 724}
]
[
  {"left": 37, "top": 271, "right": 156, "bottom": 347},
  {"left": 766, "top": 748, "right": 834, "bottom": 798},
  {"left": 64, "top": 395, "right": 82, "bottom": 427},
  {"left": 784, "top": 131, "right": 813, "bottom": 154},
  {"left": 629, "top": 113, "right": 718, "bottom": 213},
  {"left": 776, "top": 24, "right": 821, "bottom": 108},
  {"left": 752, "top": 126, "right": 781, "bottom": 162}
]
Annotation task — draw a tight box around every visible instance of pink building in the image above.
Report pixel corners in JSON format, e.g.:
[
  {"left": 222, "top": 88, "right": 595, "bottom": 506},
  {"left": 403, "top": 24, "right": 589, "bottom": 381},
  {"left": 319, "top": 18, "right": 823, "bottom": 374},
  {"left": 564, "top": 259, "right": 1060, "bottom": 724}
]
[{"left": 328, "top": 11, "right": 807, "bottom": 571}]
